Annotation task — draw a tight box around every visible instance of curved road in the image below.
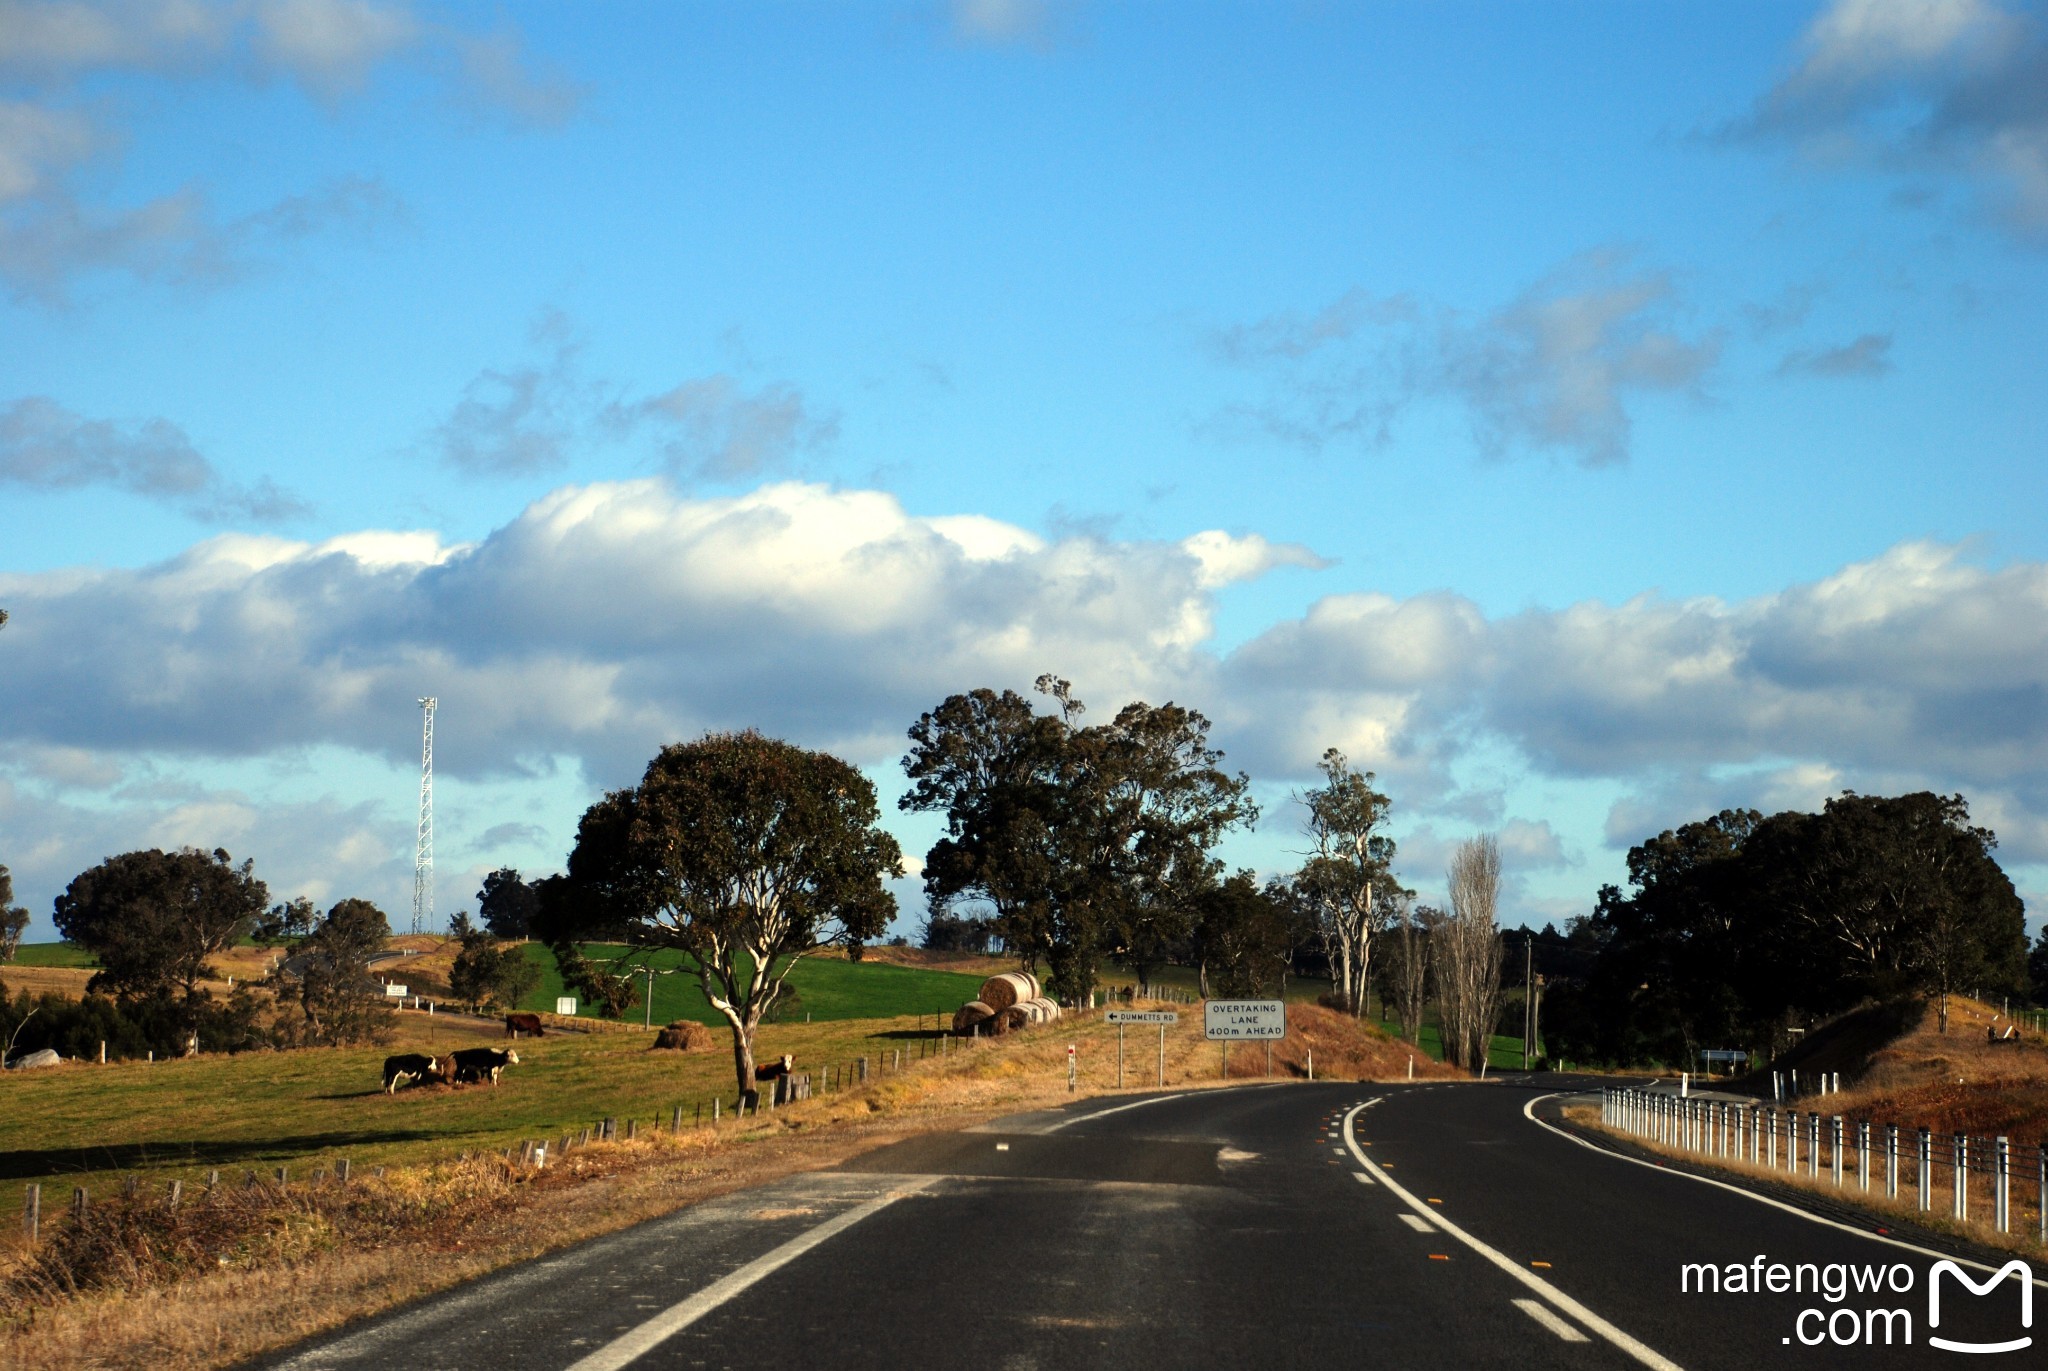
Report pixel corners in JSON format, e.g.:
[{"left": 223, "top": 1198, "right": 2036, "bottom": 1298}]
[{"left": 261, "top": 1079, "right": 2044, "bottom": 1370}]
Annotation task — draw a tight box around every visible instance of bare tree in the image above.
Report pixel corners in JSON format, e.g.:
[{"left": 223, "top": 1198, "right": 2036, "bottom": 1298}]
[
  {"left": 1295, "top": 749, "right": 1399, "bottom": 1017},
  {"left": 1438, "top": 836, "right": 1506, "bottom": 1072},
  {"left": 1383, "top": 901, "right": 1437, "bottom": 1045}
]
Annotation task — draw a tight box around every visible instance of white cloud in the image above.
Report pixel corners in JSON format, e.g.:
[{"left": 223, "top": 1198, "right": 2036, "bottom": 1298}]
[
  {"left": 1739, "top": 0, "right": 2048, "bottom": 239},
  {"left": 7, "top": 484, "right": 2048, "bottom": 917},
  {"left": 0, "top": 0, "right": 571, "bottom": 299},
  {"left": 0, "top": 394, "right": 309, "bottom": 520},
  {"left": 611, "top": 375, "right": 838, "bottom": 483},
  {"left": 946, "top": 0, "right": 1067, "bottom": 50},
  {"left": 1775, "top": 332, "right": 1894, "bottom": 378},
  {"left": 1211, "top": 250, "right": 1720, "bottom": 466}
]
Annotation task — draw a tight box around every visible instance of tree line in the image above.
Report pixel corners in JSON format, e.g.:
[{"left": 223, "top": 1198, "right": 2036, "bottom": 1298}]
[{"left": 1540, "top": 792, "right": 2034, "bottom": 1067}]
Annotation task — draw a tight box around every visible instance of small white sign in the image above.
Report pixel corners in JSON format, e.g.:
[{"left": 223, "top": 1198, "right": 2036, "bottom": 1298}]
[
  {"left": 383, "top": 983, "right": 408, "bottom": 998},
  {"left": 1204, "top": 999, "right": 1285, "bottom": 1039},
  {"left": 1106, "top": 1010, "right": 1179, "bottom": 1024},
  {"left": 555, "top": 996, "right": 578, "bottom": 1016}
]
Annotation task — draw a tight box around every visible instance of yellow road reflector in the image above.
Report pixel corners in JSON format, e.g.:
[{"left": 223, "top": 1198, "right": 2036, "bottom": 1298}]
[
  {"left": 1531, "top": 1261, "right": 1552, "bottom": 1269},
  {"left": 1427, "top": 1197, "right": 1443, "bottom": 1204},
  {"left": 1428, "top": 1254, "right": 1450, "bottom": 1261}
]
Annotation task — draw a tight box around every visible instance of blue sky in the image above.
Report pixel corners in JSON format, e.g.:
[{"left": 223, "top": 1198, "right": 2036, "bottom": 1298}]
[{"left": 3, "top": 0, "right": 2046, "bottom": 940}]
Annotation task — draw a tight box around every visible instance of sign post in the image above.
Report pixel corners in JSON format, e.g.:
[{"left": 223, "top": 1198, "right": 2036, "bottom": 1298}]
[
  {"left": 1204, "top": 1000, "right": 1285, "bottom": 1082},
  {"left": 1107, "top": 1010, "right": 1178, "bottom": 1089}
]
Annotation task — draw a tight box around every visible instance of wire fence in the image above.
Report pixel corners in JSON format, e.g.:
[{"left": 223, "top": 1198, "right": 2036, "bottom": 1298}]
[
  {"left": 11, "top": 1030, "right": 987, "bottom": 1251},
  {"left": 1603, "top": 1087, "right": 2046, "bottom": 1244}
]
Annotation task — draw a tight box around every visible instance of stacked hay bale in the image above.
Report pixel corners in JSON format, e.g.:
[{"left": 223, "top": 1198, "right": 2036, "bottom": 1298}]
[
  {"left": 649, "top": 1020, "right": 717, "bottom": 1051},
  {"left": 956, "top": 972, "right": 1062, "bottom": 1036}
]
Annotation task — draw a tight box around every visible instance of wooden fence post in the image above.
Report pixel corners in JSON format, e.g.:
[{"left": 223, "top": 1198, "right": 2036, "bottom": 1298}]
[
  {"left": 336, "top": 1158, "right": 351, "bottom": 1184},
  {"left": 72, "top": 1187, "right": 87, "bottom": 1221},
  {"left": 23, "top": 1183, "right": 38, "bottom": 1244},
  {"left": 167, "top": 1180, "right": 182, "bottom": 1210}
]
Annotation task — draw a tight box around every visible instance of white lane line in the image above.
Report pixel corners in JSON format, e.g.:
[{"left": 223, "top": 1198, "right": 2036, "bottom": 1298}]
[
  {"left": 1341, "top": 1104, "right": 1684, "bottom": 1371},
  {"left": 1398, "top": 1213, "right": 1436, "bottom": 1232},
  {"left": 1353, "top": 1172, "right": 1377, "bottom": 1186},
  {"left": 1520, "top": 1095, "right": 2048, "bottom": 1289},
  {"left": 1041, "top": 1092, "right": 1187, "bottom": 1133},
  {"left": 1514, "top": 1297, "right": 1591, "bottom": 1342},
  {"left": 561, "top": 1180, "right": 933, "bottom": 1371}
]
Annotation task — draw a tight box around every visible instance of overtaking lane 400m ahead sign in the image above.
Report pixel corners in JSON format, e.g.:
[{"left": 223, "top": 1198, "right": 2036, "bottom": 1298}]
[{"left": 1204, "top": 999, "right": 1285, "bottom": 1039}]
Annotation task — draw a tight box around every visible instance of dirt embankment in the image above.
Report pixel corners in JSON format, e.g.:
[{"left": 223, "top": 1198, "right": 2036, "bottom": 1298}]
[{"left": 1815, "top": 997, "right": 2048, "bottom": 1140}]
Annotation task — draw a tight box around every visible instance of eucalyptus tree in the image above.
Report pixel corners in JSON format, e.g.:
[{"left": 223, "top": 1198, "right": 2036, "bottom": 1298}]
[
  {"left": 902, "top": 676, "right": 1255, "bottom": 1007},
  {"left": 1294, "top": 749, "right": 1400, "bottom": 1017},
  {"left": 546, "top": 732, "right": 900, "bottom": 1098}
]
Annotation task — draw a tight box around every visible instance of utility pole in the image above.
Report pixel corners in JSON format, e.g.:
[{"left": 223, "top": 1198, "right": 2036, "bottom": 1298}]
[
  {"left": 1523, "top": 933, "right": 1533, "bottom": 1071},
  {"left": 412, "top": 697, "right": 436, "bottom": 936}
]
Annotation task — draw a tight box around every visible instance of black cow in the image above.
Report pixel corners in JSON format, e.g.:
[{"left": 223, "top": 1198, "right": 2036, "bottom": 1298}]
[
  {"left": 382, "top": 1053, "right": 439, "bottom": 1094},
  {"left": 451, "top": 1046, "right": 520, "bottom": 1085}
]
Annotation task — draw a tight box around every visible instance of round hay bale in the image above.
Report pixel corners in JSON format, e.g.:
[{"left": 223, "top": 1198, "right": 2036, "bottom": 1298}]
[
  {"left": 990, "top": 1005, "right": 1029, "bottom": 1034},
  {"left": 952, "top": 1000, "right": 995, "bottom": 1036},
  {"left": 978, "top": 971, "right": 1039, "bottom": 1014},
  {"left": 650, "top": 1021, "right": 717, "bottom": 1051},
  {"left": 1019, "top": 996, "right": 1060, "bottom": 1023}
]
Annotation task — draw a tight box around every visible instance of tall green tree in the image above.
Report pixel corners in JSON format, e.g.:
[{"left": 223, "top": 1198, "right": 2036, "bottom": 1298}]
[
  {"left": 0, "top": 864, "right": 28, "bottom": 963},
  {"left": 477, "top": 868, "right": 540, "bottom": 939},
  {"left": 901, "top": 676, "right": 1254, "bottom": 1006},
  {"left": 1191, "top": 871, "right": 1307, "bottom": 998},
  {"left": 1293, "top": 748, "right": 1401, "bottom": 1017},
  {"left": 545, "top": 732, "right": 900, "bottom": 1097},
  {"left": 252, "top": 895, "right": 316, "bottom": 948},
  {"left": 53, "top": 848, "right": 266, "bottom": 1003},
  {"left": 274, "top": 898, "right": 396, "bottom": 1046},
  {"left": 449, "top": 924, "right": 543, "bottom": 1013}
]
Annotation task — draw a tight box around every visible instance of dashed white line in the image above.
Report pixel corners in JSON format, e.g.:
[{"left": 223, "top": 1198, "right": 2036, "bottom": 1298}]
[
  {"left": 1341, "top": 1103, "right": 1684, "bottom": 1371},
  {"left": 1514, "top": 1298, "right": 1591, "bottom": 1342},
  {"left": 1352, "top": 1172, "right": 1377, "bottom": 1186}
]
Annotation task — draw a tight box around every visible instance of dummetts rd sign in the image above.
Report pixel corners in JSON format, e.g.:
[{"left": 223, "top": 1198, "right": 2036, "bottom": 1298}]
[{"left": 1204, "top": 999, "right": 1285, "bottom": 1040}]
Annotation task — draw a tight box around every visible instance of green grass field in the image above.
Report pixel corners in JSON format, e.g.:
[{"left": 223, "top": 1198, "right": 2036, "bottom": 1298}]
[
  {"left": 511, "top": 945, "right": 987, "bottom": 1027},
  {"left": 7, "top": 943, "right": 96, "bottom": 968},
  {"left": 0, "top": 1012, "right": 951, "bottom": 1213}
]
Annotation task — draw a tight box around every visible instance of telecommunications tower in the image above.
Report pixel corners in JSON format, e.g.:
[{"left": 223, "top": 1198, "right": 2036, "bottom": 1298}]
[{"left": 412, "top": 697, "right": 436, "bottom": 936}]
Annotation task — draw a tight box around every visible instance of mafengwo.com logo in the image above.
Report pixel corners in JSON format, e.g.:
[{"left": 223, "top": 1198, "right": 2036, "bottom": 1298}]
[{"left": 1680, "top": 1255, "right": 2035, "bottom": 1352}]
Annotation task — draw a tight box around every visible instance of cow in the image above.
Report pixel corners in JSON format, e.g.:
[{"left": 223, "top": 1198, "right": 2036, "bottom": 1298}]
[
  {"left": 382, "top": 1053, "right": 439, "bottom": 1094},
  {"left": 505, "top": 1012, "right": 544, "bottom": 1039},
  {"left": 451, "top": 1046, "right": 520, "bottom": 1085},
  {"left": 742, "top": 1054, "right": 795, "bottom": 1110}
]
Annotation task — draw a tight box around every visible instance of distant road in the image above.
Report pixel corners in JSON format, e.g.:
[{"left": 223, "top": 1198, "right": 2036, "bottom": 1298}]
[{"left": 263, "top": 1079, "right": 2044, "bottom": 1370}]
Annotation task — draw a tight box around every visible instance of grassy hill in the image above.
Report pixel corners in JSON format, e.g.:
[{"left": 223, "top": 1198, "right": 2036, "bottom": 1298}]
[{"left": 506, "top": 944, "right": 988, "bottom": 1027}]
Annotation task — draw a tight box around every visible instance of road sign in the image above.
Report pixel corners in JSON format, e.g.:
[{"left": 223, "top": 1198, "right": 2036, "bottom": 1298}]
[
  {"left": 1106, "top": 1010, "right": 1179, "bottom": 1024},
  {"left": 1205, "top": 999, "right": 1285, "bottom": 1040}
]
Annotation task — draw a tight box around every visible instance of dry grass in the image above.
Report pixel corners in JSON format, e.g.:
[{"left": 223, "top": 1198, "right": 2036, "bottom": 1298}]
[
  {"left": 0, "top": 998, "right": 1442, "bottom": 1370},
  {"left": 1577, "top": 997, "right": 2048, "bottom": 1261}
]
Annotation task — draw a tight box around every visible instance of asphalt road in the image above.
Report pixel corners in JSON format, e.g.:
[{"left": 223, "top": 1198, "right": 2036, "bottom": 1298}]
[{"left": 258, "top": 1079, "right": 2047, "bottom": 1371}]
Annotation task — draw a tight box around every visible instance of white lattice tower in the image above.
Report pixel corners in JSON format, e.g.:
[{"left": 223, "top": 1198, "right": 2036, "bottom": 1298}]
[{"left": 412, "top": 697, "right": 436, "bottom": 936}]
